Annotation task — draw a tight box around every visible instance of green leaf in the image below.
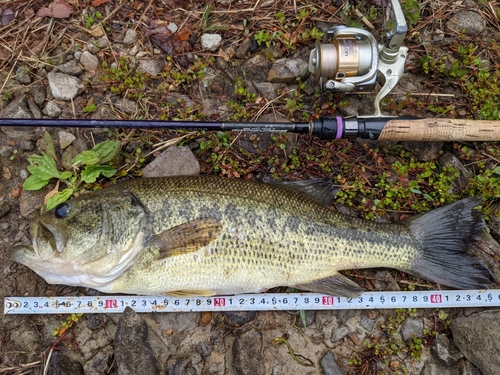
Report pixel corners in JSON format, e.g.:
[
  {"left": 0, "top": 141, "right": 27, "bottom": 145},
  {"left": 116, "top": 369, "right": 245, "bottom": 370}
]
[
  {"left": 91, "top": 140, "right": 121, "bottom": 164},
  {"left": 27, "top": 153, "right": 61, "bottom": 180},
  {"left": 46, "top": 189, "right": 74, "bottom": 211},
  {"left": 60, "top": 171, "right": 73, "bottom": 180},
  {"left": 81, "top": 165, "right": 117, "bottom": 184},
  {"left": 23, "top": 174, "right": 51, "bottom": 190},
  {"left": 299, "top": 309, "right": 307, "bottom": 328},
  {"left": 73, "top": 150, "right": 101, "bottom": 167},
  {"left": 44, "top": 131, "right": 58, "bottom": 162},
  {"left": 492, "top": 166, "right": 500, "bottom": 175}
]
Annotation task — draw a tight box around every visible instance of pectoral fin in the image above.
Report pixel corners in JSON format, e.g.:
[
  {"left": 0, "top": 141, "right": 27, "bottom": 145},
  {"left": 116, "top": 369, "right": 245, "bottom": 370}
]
[
  {"left": 293, "top": 273, "right": 364, "bottom": 298},
  {"left": 147, "top": 218, "right": 222, "bottom": 259},
  {"left": 164, "top": 290, "right": 216, "bottom": 297}
]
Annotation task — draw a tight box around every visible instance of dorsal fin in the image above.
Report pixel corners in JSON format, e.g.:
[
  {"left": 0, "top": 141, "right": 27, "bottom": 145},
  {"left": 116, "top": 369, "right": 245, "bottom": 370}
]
[{"left": 277, "top": 178, "right": 340, "bottom": 206}]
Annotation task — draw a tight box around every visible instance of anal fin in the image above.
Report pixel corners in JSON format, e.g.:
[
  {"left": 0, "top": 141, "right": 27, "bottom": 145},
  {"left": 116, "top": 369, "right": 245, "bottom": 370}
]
[{"left": 293, "top": 273, "right": 364, "bottom": 298}]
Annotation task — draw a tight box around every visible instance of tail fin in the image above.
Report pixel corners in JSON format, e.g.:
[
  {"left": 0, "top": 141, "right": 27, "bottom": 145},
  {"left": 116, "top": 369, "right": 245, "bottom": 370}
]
[{"left": 406, "top": 197, "right": 496, "bottom": 289}]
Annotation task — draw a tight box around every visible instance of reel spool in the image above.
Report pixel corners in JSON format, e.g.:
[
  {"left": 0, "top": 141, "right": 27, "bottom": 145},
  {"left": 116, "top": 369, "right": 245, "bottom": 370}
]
[{"left": 308, "top": 0, "right": 408, "bottom": 117}]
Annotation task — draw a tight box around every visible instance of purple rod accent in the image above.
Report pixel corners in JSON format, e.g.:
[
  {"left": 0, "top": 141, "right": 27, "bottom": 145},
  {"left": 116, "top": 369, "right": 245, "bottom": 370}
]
[{"left": 336, "top": 116, "right": 343, "bottom": 139}]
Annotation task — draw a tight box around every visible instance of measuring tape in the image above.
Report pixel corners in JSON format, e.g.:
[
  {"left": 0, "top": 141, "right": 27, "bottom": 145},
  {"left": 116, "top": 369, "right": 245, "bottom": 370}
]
[{"left": 4, "top": 290, "right": 500, "bottom": 314}]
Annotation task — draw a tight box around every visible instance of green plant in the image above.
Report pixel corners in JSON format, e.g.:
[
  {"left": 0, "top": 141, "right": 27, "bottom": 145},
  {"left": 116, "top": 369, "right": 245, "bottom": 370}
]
[
  {"left": 52, "top": 313, "right": 83, "bottom": 337},
  {"left": 23, "top": 132, "right": 120, "bottom": 210},
  {"left": 83, "top": 11, "right": 103, "bottom": 29},
  {"left": 83, "top": 103, "right": 97, "bottom": 113},
  {"left": 101, "top": 57, "right": 149, "bottom": 99}
]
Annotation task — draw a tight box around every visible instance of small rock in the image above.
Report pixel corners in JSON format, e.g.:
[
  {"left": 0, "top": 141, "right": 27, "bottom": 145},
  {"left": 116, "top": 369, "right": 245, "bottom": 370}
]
[
  {"left": 142, "top": 146, "right": 200, "bottom": 178},
  {"left": 58, "top": 131, "right": 76, "bottom": 149},
  {"left": 20, "top": 187, "right": 48, "bottom": 218},
  {"left": 239, "top": 54, "right": 272, "bottom": 83},
  {"left": 57, "top": 59, "right": 83, "bottom": 75},
  {"left": 447, "top": 10, "right": 486, "bottom": 36},
  {"left": 15, "top": 66, "right": 31, "bottom": 84},
  {"left": 451, "top": 310, "right": 500, "bottom": 375},
  {"left": 2, "top": 167, "right": 11, "bottom": 179},
  {"left": 247, "top": 82, "right": 280, "bottom": 100},
  {"left": 114, "top": 307, "right": 159, "bottom": 375},
  {"left": 222, "top": 311, "right": 257, "bottom": 327},
  {"left": 0, "top": 201, "right": 11, "bottom": 219},
  {"left": 20, "top": 169, "right": 29, "bottom": 179},
  {"left": 86, "top": 314, "right": 104, "bottom": 331},
  {"left": 83, "top": 345, "right": 113, "bottom": 375},
  {"left": 267, "top": 58, "right": 309, "bottom": 83},
  {"left": 96, "top": 36, "right": 108, "bottom": 48},
  {"left": 123, "top": 29, "right": 139, "bottom": 45},
  {"left": 198, "top": 341, "right": 213, "bottom": 358},
  {"left": 74, "top": 50, "right": 83, "bottom": 60},
  {"left": 235, "top": 37, "right": 253, "bottom": 58},
  {"left": 47, "top": 351, "right": 84, "bottom": 375},
  {"left": 232, "top": 329, "right": 264, "bottom": 375},
  {"left": 167, "top": 355, "right": 197, "bottom": 375},
  {"left": 92, "top": 104, "right": 116, "bottom": 119},
  {"left": 1, "top": 94, "right": 32, "bottom": 119},
  {"left": 400, "top": 141, "right": 444, "bottom": 162},
  {"left": 0, "top": 146, "right": 13, "bottom": 157},
  {"left": 31, "top": 84, "right": 46, "bottom": 106},
  {"left": 167, "top": 22, "right": 178, "bottom": 33},
  {"left": 296, "top": 310, "right": 315, "bottom": 328},
  {"left": 80, "top": 51, "right": 99, "bottom": 71},
  {"left": 400, "top": 317, "right": 424, "bottom": 342},
  {"left": 373, "top": 270, "right": 400, "bottom": 292},
  {"left": 18, "top": 140, "right": 34, "bottom": 151},
  {"left": 438, "top": 152, "right": 472, "bottom": 194},
  {"left": 431, "top": 333, "right": 463, "bottom": 365},
  {"left": 114, "top": 98, "right": 138, "bottom": 114},
  {"left": 27, "top": 99, "right": 42, "bottom": 118},
  {"left": 320, "top": 351, "right": 344, "bottom": 375},
  {"left": 47, "top": 72, "right": 85, "bottom": 101},
  {"left": 201, "top": 33, "right": 222, "bottom": 51},
  {"left": 360, "top": 310, "right": 378, "bottom": 332},
  {"left": 43, "top": 101, "right": 62, "bottom": 118},
  {"left": 138, "top": 58, "right": 166, "bottom": 76}
]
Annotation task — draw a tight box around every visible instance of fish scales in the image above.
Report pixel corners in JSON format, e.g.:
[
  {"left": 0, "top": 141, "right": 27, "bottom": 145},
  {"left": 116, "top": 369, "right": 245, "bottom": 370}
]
[
  {"left": 11, "top": 175, "right": 495, "bottom": 297},
  {"left": 102, "top": 176, "right": 417, "bottom": 295}
]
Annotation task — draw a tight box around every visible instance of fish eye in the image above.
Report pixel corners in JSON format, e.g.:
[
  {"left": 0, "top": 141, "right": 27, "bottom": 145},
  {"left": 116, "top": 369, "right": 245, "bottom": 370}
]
[{"left": 54, "top": 202, "right": 71, "bottom": 219}]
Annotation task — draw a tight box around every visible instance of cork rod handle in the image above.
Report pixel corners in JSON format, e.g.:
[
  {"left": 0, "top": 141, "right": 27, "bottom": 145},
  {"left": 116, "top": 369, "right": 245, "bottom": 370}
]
[{"left": 378, "top": 118, "right": 500, "bottom": 141}]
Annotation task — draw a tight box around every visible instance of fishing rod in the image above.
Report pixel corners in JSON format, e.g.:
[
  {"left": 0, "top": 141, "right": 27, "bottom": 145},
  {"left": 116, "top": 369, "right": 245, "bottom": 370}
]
[
  {"left": 2, "top": 0, "right": 499, "bottom": 141},
  {"left": 2, "top": 116, "right": 500, "bottom": 141}
]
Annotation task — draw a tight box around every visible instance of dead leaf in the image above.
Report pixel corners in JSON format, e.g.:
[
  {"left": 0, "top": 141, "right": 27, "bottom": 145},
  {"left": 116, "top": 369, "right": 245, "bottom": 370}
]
[
  {"left": 174, "top": 30, "right": 191, "bottom": 41},
  {"left": 44, "top": 181, "right": 60, "bottom": 205},
  {"left": 91, "top": 0, "right": 112, "bottom": 6},
  {"left": 200, "top": 312, "right": 212, "bottom": 326},
  {"left": 36, "top": 0, "right": 74, "bottom": 19}
]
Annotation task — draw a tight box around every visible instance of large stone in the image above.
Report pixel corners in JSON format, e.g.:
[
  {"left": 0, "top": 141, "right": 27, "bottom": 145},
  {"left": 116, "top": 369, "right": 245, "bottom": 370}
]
[
  {"left": 232, "top": 329, "right": 264, "bottom": 375},
  {"left": 1, "top": 94, "right": 32, "bottom": 119},
  {"left": 400, "top": 317, "right": 424, "bottom": 342},
  {"left": 447, "top": 10, "right": 486, "bottom": 36},
  {"left": 451, "top": 309, "right": 500, "bottom": 375},
  {"left": 47, "top": 72, "right": 85, "bottom": 101},
  {"left": 80, "top": 51, "right": 99, "bottom": 71},
  {"left": 138, "top": 58, "right": 166, "bottom": 76},
  {"left": 239, "top": 54, "right": 272, "bottom": 83},
  {"left": 114, "top": 307, "right": 159, "bottom": 375},
  {"left": 142, "top": 145, "right": 200, "bottom": 178},
  {"left": 57, "top": 59, "right": 83, "bottom": 75},
  {"left": 267, "top": 58, "right": 309, "bottom": 83},
  {"left": 320, "top": 351, "right": 344, "bottom": 375}
]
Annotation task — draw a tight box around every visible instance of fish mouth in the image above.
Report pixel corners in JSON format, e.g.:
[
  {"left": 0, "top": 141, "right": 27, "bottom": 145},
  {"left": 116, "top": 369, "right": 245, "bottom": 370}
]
[{"left": 33, "top": 218, "right": 67, "bottom": 258}]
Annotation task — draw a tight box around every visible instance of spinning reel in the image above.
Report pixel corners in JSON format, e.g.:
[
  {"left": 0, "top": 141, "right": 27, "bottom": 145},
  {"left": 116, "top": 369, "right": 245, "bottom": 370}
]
[{"left": 308, "top": 0, "right": 408, "bottom": 117}]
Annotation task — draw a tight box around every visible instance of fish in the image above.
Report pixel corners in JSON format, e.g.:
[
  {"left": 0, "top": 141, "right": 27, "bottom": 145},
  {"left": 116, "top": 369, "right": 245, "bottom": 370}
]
[{"left": 11, "top": 175, "right": 495, "bottom": 297}]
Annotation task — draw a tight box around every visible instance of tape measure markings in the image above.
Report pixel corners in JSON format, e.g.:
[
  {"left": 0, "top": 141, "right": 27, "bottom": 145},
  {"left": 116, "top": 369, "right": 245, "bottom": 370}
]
[{"left": 4, "top": 290, "right": 500, "bottom": 314}]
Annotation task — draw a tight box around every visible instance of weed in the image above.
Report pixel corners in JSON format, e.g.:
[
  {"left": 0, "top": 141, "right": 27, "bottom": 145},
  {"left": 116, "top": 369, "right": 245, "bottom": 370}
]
[
  {"left": 23, "top": 131, "right": 120, "bottom": 210},
  {"left": 101, "top": 57, "right": 148, "bottom": 99},
  {"left": 83, "top": 103, "right": 97, "bottom": 113},
  {"left": 83, "top": 11, "right": 103, "bottom": 29},
  {"left": 52, "top": 313, "right": 84, "bottom": 337}
]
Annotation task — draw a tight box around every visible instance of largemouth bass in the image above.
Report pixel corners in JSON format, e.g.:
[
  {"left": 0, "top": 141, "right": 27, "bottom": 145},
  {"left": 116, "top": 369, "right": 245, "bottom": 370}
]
[{"left": 11, "top": 176, "right": 494, "bottom": 297}]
